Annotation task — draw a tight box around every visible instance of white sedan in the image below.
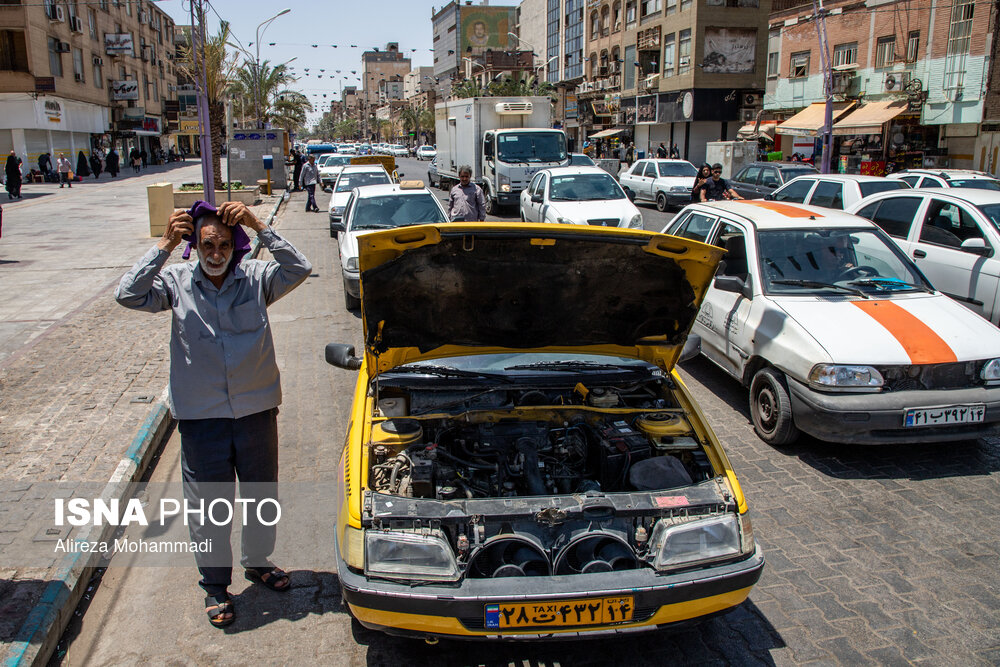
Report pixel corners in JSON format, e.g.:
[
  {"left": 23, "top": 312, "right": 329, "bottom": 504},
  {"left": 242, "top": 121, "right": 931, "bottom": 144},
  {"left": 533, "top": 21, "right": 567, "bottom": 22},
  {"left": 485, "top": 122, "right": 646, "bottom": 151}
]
[
  {"left": 416, "top": 145, "right": 437, "bottom": 160},
  {"left": 520, "top": 166, "right": 643, "bottom": 229}
]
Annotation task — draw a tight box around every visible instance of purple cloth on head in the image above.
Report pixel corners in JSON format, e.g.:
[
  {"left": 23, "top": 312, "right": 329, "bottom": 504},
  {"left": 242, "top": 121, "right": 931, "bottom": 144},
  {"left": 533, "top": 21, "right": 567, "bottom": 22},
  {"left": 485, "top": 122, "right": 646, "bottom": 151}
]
[{"left": 180, "top": 200, "right": 252, "bottom": 266}]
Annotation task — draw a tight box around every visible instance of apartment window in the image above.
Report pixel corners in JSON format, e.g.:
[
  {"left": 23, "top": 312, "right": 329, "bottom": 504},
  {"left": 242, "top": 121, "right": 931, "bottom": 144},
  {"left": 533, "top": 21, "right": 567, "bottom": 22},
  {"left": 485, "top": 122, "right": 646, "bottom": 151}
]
[
  {"left": 591, "top": 11, "right": 599, "bottom": 39},
  {"left": 613, "top": 1, "right": 621, "bottom": 31},
  {"left": 100, "top": 0, "right": 107, "bottom": 9},
  {"left": 153, "top": 78, "right": 158, "bottom": 102},
  {"left": 144, "top": 74, "right": 150, "bottom": 101},
  {"left": 0, "top": 30, "right": 28, "bottom": 71},
  {"left": 945, "top": 0, "right": 973, "bottom": 89},
  {"left": 623, "top": 44, "right": 636, "bottom": 88},
  {"left": 601, "top": 6, "right": 610, "bottom": 34},
  {"left": 789, "top": 51, "right": 809, "bottom": 77},
  {"left": 680, "top": 0, "right": 691, "bottom": 11},
  {"left": 666, "top": 0, "right": 676, "bottom": 14},
  {"left": 126, "top": 0, "right": 131, "bottom": 16},
  {"left": 875, "top": 36, "right": 895, "bottom": 67},
  {"left": 48, "top": 36, "right": 63, "bottom": 77},
  {"left": 72, "top": 47, "right": 84, "bottom": 82},
  {"left": 905, "top": 31, "right": 920, "bottom": 63},
  {"left": 767, "top": 51, "right": 779, "bottom": 77},
  {"left": 832, "top": 42, "right": 856, "bottom": 67},
  {"left": 92, "top": 56, "right": 103, "bottom": 87},
  {"left": 87, "top": 9, "right": 97, "bottom": 39},
  {"left": 625, "top": 1, "right": 637, "bottom": 27},
  {"left": 678, "top": 29, "right": 691, "bottom": 74},
  {"left": 641, "top": 0, "right": 661, "bottom": 19},
  {"left": 663, "top": 33, "right": 675, "bottom": 76}
]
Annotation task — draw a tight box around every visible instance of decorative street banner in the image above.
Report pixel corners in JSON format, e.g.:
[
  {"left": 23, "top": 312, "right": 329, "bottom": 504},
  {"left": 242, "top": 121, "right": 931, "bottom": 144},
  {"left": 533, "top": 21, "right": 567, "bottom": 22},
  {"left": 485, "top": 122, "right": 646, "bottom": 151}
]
[
  {"left": 112, "top": 80, "right": 139, "bottom": 101},
  {"left": 104, "top": 33, "right": 134, "bottom": 55},
  {"left": 459, "top": 6, "right": 513, "bottom": 56},
  {"left": 702, "top": 28, "right": 757, "bottom": 74}
]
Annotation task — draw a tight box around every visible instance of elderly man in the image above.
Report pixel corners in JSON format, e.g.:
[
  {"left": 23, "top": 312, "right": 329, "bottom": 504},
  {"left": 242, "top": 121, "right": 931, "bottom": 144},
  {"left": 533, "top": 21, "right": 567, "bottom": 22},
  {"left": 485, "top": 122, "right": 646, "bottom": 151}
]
[
  {"left": 115, "top": 200, "right": 311, "bottom": 629},
  {"left": 448, "top": 165, "right": 487, "bottom": 221}
]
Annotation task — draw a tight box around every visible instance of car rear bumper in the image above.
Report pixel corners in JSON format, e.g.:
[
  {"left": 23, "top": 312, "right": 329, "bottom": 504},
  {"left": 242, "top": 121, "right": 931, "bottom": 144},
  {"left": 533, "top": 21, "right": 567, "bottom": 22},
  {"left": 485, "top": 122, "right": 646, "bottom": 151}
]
[
  {"left": 337, "top": 545, "right": 763, "bottom": 640},
  {"left": 787, "top": 377, "right": 1000, "bottom": 444}
]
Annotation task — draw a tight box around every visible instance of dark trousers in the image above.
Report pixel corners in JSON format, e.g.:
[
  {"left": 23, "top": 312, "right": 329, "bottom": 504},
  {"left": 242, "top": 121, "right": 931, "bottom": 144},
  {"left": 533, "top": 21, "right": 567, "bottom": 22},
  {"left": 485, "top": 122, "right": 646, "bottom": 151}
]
[
  {"left": 59, "top": 172, "right": 71, "bottom": 187},
  {"left": 178, "top": 407, "right": 280, "bottom": 596},
  {"left": 305, "top": 184, "right": 317, "bottom": 211}
]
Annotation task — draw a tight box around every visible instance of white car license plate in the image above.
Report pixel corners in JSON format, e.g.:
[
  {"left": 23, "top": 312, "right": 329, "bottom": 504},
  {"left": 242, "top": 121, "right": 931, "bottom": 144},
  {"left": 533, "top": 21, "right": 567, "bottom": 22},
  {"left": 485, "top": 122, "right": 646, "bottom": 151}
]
[{"left": 903, "top": 404, "right": 986, "bottom": 428}]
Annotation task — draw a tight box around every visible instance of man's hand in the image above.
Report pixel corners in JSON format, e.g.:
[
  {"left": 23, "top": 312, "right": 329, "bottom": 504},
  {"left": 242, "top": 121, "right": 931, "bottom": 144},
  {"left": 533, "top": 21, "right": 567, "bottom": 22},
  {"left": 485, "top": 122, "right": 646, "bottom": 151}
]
[
  {"left": 157, "top": 209, "right": 193, "bottom": 252},
  {"left": 218, "top": 201, "right": 266, "bottom": 233}
]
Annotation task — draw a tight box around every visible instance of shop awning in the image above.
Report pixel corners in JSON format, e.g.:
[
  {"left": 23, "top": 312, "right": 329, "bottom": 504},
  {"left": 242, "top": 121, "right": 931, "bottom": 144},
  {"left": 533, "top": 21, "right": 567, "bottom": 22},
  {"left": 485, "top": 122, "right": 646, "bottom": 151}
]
[
  {"left": 737, "top": 122, "right": 776, "bottom": 142},
  {"left": 589, "top": 128, "right": 625, "bottom": 139},
  {"left": 832, "top": 100, "right": 909, "bottom": 136},
  {"left": 776, "top": 102, "right": 855, "bottom": 137}
]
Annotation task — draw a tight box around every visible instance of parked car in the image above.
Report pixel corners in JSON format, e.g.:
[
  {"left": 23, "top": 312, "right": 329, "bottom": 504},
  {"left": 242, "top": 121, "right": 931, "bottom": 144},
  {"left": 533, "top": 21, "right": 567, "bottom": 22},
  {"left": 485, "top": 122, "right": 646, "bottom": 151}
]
[
  {"left": 416, "top": 145, "right": 437, "bottom": 161},
  {"left": 319, "top": 154, "right": 354, "bottom": 189},
  {"left": 568, "top": 153, "right": 596, "bottom": 167},
  {"left": 767, "top": 174, "right": 909, "bottom": 210},
  {"left": 427, "top": 156, "right": 441, "bottom": 188},
  {"left": 619, "top": 159, "right": 699, "bottom": 211},
  {"left": 663, "top": 200, "right": 1000, "bottom": 445},
  {"left": 520, "top": 166, "right": 642, "bottom": 228},
  {"left": 729, "top": 162, "right": 818, "bottom": 200},
  {"left": 328, "top": 165, "right": 392, "bottom": 229},
  {"left": 323, "top": 221, "right": 763, "bottom": 640},
  {"left": 390, "top": 144, "right": 410, "bottom": 158},
  {"left": 848, "top": 188, "right": 1000, "bottom": 325},
  {"left": 886, "top": 169, "right": 1000, "bottom": 191},
  {"left": 331, "top": 181, "right": 449, "bottom": 309}
]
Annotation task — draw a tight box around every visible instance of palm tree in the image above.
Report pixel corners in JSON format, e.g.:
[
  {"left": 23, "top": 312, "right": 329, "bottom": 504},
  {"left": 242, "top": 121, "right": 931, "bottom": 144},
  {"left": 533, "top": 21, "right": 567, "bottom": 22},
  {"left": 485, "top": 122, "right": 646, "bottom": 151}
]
[
  {"left": 231, "top": 60, "right": 312, "bottom": 134},
  {"left": 399, "top": 107, "right": 421, "bottom": 145},
  {"left": 334, "top": 118, "right": 358, "bottom": 140},
  {"left": 419, "top": 110, "right": 435, "bottom": 144},
  {"left": 175, "top": 16, "right": 237, "bottom": 191}
]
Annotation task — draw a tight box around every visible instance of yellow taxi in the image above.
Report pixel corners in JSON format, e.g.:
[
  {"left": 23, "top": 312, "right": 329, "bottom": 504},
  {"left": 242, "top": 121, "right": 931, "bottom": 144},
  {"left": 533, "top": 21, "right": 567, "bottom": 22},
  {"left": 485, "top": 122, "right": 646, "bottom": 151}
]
[{"left": 324, "top": 222, "right": 764, "bottom": 640}]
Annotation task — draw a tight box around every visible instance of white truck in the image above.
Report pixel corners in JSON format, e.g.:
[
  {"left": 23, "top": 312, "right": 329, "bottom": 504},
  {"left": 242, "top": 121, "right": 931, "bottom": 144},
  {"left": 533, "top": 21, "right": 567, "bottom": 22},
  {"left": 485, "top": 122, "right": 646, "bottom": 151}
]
[{"left": 434, "top": 97, "right": 569, "bottom": 215}]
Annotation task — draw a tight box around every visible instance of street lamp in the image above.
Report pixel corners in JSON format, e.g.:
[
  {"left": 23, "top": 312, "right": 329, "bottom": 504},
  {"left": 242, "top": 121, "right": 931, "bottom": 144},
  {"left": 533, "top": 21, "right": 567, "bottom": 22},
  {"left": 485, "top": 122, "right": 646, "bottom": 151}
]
[
  {"left": 252, "top": 8, "right": 291, "bottom": 128},
  {"left": 536, "top": 55, "right": 558, "bottom": 82},
  {"left": 462, "top": 56, "right": 486, "bottom": 81}
]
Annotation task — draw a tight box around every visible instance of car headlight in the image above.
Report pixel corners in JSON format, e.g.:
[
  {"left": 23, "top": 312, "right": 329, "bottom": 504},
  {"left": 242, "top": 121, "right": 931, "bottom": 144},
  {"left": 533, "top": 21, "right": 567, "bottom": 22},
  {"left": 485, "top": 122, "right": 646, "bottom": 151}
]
[
  {"left": 670, "top": 185, "right": 689, "bottom": 193},
  {"left": 808, "top": 364, "right": 884, "bottom": 390},
  {"left": 345, "top": 257, "right": 358, "bottom": 271},
  {"left": 981, "top": 358, "right": 1000, "bottom": 384},
  {"left": 555, "top": 216, "right": 574, "bottom": 225},
  {"left": 649, "top": 514, "right": 746, "bottom": 570},
  {"left": 500, "top": 183, "right": 511, "bottom": 192},
  {"left": 628, "top": 213, "right": 643, "bottom": 229},
  {"left": 365, "top": 530, "right": 460, "bottom": 581}
]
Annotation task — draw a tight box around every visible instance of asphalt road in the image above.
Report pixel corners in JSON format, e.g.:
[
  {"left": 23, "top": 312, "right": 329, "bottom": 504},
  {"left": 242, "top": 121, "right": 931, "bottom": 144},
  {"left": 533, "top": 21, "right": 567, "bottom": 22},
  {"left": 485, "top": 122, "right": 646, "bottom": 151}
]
[{"left": 394, "top": 156, "right": 678, "bottom": 231}]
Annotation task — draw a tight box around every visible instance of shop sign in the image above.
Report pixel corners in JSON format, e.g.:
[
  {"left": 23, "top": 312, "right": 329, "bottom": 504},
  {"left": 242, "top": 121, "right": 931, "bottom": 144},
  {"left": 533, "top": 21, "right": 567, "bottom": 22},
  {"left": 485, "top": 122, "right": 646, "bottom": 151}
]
[
  {"left": 122, "top": 106, "right": 144, "bottom": 119},
  {"left": 34, "top": 77, "right": 56, "bottom": 92},
  {"left": 105, "top": 33, "right": 134, "bottom": 55},
  {"left": 42, "top": 99, "right": 62, "bottom": 124},
  {"left": 142, "top": 117, "right": 160, "bottom": 133},
  {"left": 179, "top": 119, "right": 200, "bottom": 133},
  {"left": 565, "top": 93, "right": 578, "bottom": 120},
  {"left": 112, "top": 80, "right": 139, "bottom": 101}
]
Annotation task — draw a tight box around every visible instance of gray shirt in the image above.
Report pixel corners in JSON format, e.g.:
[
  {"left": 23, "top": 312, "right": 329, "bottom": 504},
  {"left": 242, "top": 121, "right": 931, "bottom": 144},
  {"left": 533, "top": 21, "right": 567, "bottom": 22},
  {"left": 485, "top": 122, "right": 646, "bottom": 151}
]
[
  {"left": 448, "top": 182, "right": 487, "bottom": 221},
  {"left": 114, "top": 229, "right": 312, "bottom": 420},
  {"left": 299, "top": 162, "right": 318, "bottom": 187}
]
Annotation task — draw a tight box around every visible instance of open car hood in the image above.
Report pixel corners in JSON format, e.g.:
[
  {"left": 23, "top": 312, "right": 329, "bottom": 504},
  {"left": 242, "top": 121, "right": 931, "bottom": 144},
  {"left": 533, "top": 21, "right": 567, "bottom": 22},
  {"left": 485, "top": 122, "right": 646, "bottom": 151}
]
[{"left": 358, "top": 223, "right": 724, "bottom": 375}]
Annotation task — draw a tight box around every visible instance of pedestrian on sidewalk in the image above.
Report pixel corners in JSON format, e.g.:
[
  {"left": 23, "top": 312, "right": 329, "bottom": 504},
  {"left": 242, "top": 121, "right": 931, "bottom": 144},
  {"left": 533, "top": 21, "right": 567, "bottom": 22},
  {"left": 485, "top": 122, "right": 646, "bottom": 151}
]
[
  {"left": 106, "top": 148, "right": 120, "bottom": 178},
  {"left": 76, "top": 151, "right": 91, "bottom": 179},
  {"left": 38, "top": 152, "right": 53, "bottom": 182},
  {"left": 5, "top": 151, "right": 22, "bottom": 200},
  {"left": 130, "top": 148, "right": 141, "bottom": 173},
  {"left": 299, "top": 155, "right": 319, "bottom": 212},
  {"left": 448, "top": 166, "right": 487, "bottom": 221},
  {"left": 89, "top": 153, "right": 103, "bottom": 180},
  {"left": 115, "top": 199, "right": 312, "bottom": 630},
  {"left": 290, "top": 149, "right": 303, "bottom": 192},
  {"left": 670, "top": 144, "right": 680, "bottom": 159},
  {"left": 656, "top": 142, "right": 667, "bottom": 158},
  {"left": 56, "top": 153, "right": 72, "bottom": 188},
  {"left": 140, "top": 149, "right": 148, "bottom": 168}
]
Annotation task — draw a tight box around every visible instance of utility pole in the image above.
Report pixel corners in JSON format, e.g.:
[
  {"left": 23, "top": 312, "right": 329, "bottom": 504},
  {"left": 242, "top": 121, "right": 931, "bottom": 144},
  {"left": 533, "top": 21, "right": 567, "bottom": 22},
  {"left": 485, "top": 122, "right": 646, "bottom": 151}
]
[
  {"left": 813, "top": 0, "right": 833, "bottom": 174},
  {"left": 191, "top": 0, "right": 214, "bottom": 203}
]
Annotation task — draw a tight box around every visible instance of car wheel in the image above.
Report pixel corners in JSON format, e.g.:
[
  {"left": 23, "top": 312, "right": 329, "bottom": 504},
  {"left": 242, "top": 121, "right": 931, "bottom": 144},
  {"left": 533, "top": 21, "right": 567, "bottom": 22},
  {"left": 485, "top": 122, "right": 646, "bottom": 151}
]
[
  {"left": 330, "top": 225, "right": 337, "bottom": 239},
  {"left": 750, "top": 368, "right": 800, "bottom": 446},
  {"left": 343, "top": 278, "right": 360, "bottom": 311},
  {"left": 656, "top": 192, "right": 668, "bottom": 212},
  {"left": 484, "top": 191, "right": 497, "bottom": 217}
]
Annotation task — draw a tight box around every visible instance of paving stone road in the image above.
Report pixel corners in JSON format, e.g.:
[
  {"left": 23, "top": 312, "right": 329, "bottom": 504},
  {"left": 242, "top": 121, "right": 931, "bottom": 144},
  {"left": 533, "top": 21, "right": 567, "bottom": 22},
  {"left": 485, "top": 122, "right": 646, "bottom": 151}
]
[{"left": 54, "top": 188, "right": 1000, "bottom": 666}]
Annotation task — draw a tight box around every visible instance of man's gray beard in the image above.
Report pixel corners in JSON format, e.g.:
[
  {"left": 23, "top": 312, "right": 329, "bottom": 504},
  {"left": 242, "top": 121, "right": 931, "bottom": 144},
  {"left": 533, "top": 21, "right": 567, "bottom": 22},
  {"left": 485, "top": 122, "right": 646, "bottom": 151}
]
[{"left": 197, "top": 248, "right": 232, "bottom": 277}]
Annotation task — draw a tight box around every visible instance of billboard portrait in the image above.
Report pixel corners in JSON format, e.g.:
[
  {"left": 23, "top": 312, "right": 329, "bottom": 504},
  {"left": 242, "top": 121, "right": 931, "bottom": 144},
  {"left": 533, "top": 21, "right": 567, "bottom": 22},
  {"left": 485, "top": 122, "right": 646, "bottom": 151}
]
[
  {"left": 460, "top": 7, "right": 513, "bottom": 56},
  {"left": 636, "top": 95, "right": 657, "bottom": 123},
  {"left": 702, "top": 28, "right": 757, "bottom": 74}
]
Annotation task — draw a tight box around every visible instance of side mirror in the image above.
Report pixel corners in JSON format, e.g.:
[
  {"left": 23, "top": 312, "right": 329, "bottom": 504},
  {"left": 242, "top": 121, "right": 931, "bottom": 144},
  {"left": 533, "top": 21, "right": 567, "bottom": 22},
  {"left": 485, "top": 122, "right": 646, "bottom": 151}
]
[
  {"left": 714, "top": 275, "right": 751, "bottom": 298},
  {"left": 763, "top": 193, "right": 775, "bottom": 201},
  {"left": 325, "top": 343, "right": 362, "bottom": 370},
  {"left": 531, "top": 193, "right": 543, "bottom": 203},
  {"left": 330, "top": 221, "right": 346, "bottom": 233},
  {"left": 960, "top": 237, "right": 991, "bottom": 256},
  {"left": 679, "top": 334, "right": 701, "bottom": 363},
  {"left": 397, "top": 173, "right": 404, "bottom": 178}
]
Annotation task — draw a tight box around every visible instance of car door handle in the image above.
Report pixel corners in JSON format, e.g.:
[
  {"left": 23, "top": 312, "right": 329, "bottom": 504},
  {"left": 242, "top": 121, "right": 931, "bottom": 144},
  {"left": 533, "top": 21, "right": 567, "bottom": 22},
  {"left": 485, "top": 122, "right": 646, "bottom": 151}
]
[{"left": 913, "top": 249, "right": 927, "bottom": 258}]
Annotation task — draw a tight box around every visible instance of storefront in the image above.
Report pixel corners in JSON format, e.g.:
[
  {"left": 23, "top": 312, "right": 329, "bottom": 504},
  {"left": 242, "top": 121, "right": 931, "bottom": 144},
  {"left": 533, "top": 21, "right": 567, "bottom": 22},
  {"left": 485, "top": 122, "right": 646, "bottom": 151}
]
[
  {"left": 628, "top": 89, "right": 748, "bottom": 164},
  {"left": 775, "top": 102, "right": 855, "bottom": 161},
  {"left": 0, "top": 93, "right": 109, "bottom": 170},
  {"left": 170, "top": 119, "right": 202, "bottom": 158},
  {"left": 115, "top": 114, "right": 166, "bottom": 162},
  {"left": 830, "top": 99, "right": 941, "bottom": 174}
]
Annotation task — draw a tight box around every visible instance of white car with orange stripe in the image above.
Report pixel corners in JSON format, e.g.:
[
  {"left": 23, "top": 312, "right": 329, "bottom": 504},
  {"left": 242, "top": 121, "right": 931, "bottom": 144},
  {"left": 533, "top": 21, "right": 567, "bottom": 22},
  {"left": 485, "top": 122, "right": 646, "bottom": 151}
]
[{"left": 663, "top": 200, "right": 1000, "bottom": 446}]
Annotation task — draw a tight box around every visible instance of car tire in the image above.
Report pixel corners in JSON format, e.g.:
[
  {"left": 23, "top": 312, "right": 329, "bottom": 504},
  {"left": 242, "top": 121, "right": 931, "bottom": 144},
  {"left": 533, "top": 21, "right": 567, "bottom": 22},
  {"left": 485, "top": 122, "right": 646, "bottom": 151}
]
[
  {"left": 484, "top": 191, "right": 497, "bottom": 217},
  {"left": 750, "top": 368, "right": 800, "bottom": 446},
  {"left": 656, "top": 192, "right": 669, "bottom": 212},
  {"left": 343, "top": 278, "right": 360, "bottom": 311}
]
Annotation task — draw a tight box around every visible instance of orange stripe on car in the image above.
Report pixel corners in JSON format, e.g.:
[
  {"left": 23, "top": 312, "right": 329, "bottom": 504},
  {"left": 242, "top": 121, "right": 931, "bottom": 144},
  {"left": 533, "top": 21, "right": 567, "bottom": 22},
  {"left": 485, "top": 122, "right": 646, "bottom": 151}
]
[
  {"left": 852, "top": 301, "right": 957, "bottom": 364},
  {"left": 734, "top": 201, "right": 820, "bottom": 218}
]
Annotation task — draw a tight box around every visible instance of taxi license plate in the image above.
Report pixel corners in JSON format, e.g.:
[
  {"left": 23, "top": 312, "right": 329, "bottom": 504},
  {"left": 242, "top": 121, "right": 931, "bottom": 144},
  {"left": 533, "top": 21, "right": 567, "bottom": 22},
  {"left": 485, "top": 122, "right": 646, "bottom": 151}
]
[
  {"left": 485, "top": 596, "right": 634, "bottom": 630},
  {"left": 904, "top": 404, "right": 985, "bottom": 427}
]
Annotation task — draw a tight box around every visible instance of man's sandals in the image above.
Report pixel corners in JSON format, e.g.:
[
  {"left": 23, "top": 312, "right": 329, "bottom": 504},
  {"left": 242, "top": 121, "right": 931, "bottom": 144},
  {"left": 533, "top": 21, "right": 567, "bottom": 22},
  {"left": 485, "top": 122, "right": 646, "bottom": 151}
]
[
  {"left": 205, "top": 592, "right": 235, "bottom": 628},
  {"left": 244, "top": 565, "right": 291, "bottom": 592}
]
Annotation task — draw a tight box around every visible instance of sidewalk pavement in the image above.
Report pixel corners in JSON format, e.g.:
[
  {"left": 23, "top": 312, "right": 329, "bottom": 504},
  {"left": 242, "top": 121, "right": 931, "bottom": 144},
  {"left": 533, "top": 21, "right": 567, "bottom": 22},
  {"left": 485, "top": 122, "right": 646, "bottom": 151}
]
[{"left": 0, "top": 178, "right": 284, "bottom": 665}]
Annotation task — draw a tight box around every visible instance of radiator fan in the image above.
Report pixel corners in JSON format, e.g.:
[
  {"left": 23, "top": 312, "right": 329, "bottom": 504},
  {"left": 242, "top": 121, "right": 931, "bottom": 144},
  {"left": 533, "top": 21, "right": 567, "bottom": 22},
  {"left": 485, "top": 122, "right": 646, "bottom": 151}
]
[
  {"left": 467, "top": 535, "right": 550, "bottom": 578},
  {"left": 554, "top": 532, "right": 638, "bottom": 575}
]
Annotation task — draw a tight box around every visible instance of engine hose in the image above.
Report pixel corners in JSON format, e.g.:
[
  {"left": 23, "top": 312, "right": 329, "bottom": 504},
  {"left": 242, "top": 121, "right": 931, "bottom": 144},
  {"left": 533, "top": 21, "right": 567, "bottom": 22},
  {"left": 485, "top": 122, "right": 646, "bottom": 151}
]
[
  {"left": 516, "top": 437, "right": 548, "bottom": 496},
  {"left": 432, "top": 447, "right": 497, "bottom": 471},
  {"left": 389, "top": 453, "right": 410, "bottom": 492}
]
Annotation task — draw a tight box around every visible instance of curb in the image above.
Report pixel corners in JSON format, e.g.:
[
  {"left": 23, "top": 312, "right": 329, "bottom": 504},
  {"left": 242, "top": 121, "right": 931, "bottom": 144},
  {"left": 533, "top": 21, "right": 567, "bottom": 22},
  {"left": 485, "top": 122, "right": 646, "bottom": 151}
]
[{"left": 1, "top": 187, "right": 290, "bottom": 667}]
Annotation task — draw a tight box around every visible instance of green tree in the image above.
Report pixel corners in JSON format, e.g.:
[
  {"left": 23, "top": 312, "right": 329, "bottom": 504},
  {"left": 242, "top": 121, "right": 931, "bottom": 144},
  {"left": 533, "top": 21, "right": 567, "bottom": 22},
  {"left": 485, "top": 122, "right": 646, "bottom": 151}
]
[
  {"left": 419, "top": 109, "right": 436, "bottom": 144},
  {"left": 334, "top": 118, "right": 358, "bottom": 140},
  {"left": 232, "top": 60, "right": 312, "bottom": 134}
]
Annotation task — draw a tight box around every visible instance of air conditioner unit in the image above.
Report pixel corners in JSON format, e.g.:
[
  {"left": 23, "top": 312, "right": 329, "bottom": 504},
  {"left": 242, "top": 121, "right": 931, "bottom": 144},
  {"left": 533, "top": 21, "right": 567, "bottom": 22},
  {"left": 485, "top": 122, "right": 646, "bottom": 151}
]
[
  {"left": 495, "top": 101, "right": 532, "bottom": 114},
  {"left": 884, "top": 71, "right": 910, "bottom": 92},
  {"left": 75, "top": 72, "right": 86, "bottom": 82},
  {"left": 70, "top": 16, "right": 83, "bottom": 32},
  {"left": 743, "top": 93, "right": 761, "bottom": 107},
  {"left": 49, "top": 5, "right": 65, "bottom": 22},
  {"left": 56, "top": 41, "right": 71, "bottom": 53},
  {"left": 740, "top": 107, "right": 758, "bottom": 122},
  {"left": 831, "top": 72, "right": 853, "bottom": 94},
  {"left": 92, "top": 55, "right": 103, "bottom": 65}
]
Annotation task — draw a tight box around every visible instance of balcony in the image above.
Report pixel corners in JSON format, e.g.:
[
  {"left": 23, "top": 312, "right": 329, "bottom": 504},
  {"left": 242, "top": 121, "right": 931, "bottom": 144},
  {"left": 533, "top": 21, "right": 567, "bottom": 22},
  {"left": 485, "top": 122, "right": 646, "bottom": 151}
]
[{"left": 771, "top": 0, "right": 812, "bottom": 11}]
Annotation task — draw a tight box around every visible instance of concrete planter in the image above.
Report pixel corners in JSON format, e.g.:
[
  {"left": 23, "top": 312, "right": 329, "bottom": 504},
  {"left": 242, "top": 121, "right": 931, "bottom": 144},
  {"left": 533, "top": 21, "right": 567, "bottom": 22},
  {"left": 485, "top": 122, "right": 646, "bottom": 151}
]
[{"left": 173, "top": 187, "right": 260, "bottom": 208}]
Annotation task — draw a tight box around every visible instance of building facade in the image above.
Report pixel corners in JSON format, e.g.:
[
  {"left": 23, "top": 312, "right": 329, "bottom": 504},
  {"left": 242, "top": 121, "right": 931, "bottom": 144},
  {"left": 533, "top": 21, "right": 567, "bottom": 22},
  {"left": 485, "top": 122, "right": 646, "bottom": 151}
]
[
  {"left": 0, "top": 0, "right": 178, "bottom": 168},
  {"left": 433, "top": 0, "right": 518, "bottom": 99}
]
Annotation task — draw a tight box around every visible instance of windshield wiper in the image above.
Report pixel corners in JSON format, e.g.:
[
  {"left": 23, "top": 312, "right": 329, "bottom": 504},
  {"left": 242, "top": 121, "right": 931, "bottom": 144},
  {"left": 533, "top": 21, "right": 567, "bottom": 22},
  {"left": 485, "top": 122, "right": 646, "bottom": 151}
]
[
  {"left": 383, "top": 365, "right": 514, "bottom": 383},
  {"left": 848, "top": 278, "right": 932, "bottom": 293},
  {"left": 770, "top": 279, "right": 869, "bottom": 298},
  {"left": 352, "top": 223, "right": 398, "bottom": 230},
  {"left": 503, "top": 360, "right": 631, "bottom": 372}
]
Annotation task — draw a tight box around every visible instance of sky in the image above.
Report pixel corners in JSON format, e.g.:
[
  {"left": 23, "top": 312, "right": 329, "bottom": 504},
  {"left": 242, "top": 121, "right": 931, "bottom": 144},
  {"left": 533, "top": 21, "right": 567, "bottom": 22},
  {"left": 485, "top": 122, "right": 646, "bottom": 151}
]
[{"left": 154, "top": 0, "right": 442, "bottom": 125}]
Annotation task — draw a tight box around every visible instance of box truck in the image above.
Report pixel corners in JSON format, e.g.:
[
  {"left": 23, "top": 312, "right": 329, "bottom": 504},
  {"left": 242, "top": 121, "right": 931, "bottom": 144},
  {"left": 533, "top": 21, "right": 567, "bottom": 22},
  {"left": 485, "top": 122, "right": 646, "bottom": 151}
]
[{"left": 435, "top": 97, "right": 569, "bottom": 214}]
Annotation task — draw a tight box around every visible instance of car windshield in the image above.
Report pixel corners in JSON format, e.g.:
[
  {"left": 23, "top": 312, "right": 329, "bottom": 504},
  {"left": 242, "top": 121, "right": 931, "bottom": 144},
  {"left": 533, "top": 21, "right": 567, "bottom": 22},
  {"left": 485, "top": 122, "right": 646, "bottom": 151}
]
[
  {"left": 323, "top": 156, "right": 352, "bottom": 168},
  {"left": 948, "top": 178, "right": 1000, "bottom": 191},
  {"left": 569, "top": 154, "right": 595, "bottom": 166},
  {"left": 336, "top": 172, "right": 389, "bottom": 192},
  {"left": 758, "top": 228, "right": 929, "bottom": 295},
  {"left": 658, "top": 162, "right": 697, "bottom": 177},
  {"left": 859, "top": 181, "right": 909, "bottom": 197},
  {"left": 497, "top": 131, "right": 568, "bottom": 163},
  {"left": 780, "top": 167, "right": 818, "bottom": 181},
  {"left": 349, "top": 194, "right": 447, "bottom": 230},
  {"left": 548, "top": 173, "right": 625, "bottom": 201},
  {"left": 405, "top": 352, "right": 656, "bottom": 374}
]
